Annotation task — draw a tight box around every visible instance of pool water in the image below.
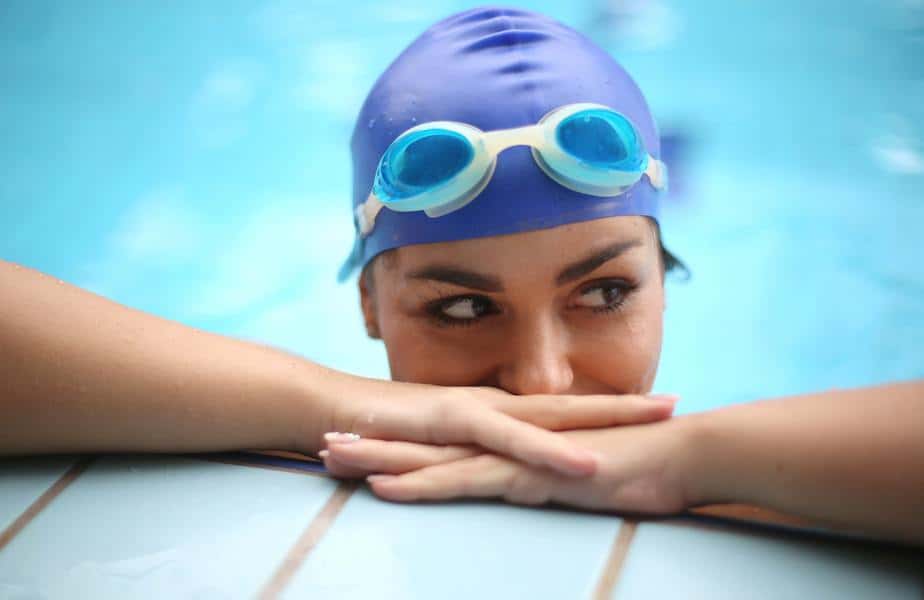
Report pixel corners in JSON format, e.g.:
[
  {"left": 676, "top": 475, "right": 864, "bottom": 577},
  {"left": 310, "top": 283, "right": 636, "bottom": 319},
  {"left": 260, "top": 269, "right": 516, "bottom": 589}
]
[{"left": 1, "top": 0, "right": 922, "bottom": 412}]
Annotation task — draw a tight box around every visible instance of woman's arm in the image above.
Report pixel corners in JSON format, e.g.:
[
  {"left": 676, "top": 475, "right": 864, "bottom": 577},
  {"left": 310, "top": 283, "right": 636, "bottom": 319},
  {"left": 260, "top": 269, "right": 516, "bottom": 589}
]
[
  {"left": 0, "top": 260, "right": 673, "bottom": 474},
  {"left": 331, "top": 381, "right": 924, "bottom": 544},
  {"left": 0, "top": 260, "right": 339, "bottom": 455},
  {"left": 684, "top": 380, "right": 924, "bottom": 544}
]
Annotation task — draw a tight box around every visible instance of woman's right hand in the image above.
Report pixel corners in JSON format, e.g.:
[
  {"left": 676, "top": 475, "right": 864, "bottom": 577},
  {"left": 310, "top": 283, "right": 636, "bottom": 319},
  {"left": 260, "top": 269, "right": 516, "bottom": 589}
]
[{"left": 313, "top": 371, "right": 677, "bottom": 478}]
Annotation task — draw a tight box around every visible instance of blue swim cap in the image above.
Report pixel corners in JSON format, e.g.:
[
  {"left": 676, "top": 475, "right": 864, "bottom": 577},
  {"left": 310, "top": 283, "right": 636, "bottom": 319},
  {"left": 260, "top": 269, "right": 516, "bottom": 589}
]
[{"left": 345, "top": 6, "right": 662, "bottom": 277}]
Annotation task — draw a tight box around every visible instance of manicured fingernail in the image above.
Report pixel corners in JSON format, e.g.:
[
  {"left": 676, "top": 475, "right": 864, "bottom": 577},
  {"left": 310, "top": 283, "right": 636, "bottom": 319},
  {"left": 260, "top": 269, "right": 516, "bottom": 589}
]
[
  {"left": 324, "top": 432, "right": 361, "bottom": 444},
  {"left": 367, "top": 474, "right": 396, "bottom": 484},
  {"left": 648, "top": 393, "right": 680, "bottom": 404},
  {"left": 318, "top": 450, "right": 330, "bottom": 458}
]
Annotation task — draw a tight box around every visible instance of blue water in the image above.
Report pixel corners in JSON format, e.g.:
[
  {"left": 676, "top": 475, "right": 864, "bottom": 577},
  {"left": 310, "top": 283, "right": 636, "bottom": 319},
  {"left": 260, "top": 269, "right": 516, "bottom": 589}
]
[{"left": 1, "top": 0, "right": 922, "bottom": 412}]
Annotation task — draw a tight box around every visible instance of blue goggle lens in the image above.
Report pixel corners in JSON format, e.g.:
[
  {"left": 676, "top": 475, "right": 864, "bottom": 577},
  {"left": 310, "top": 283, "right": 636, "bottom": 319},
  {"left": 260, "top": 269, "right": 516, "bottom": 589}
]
[
  {"left": 374, "top": 128, "right": 474, "bottom": 202},
  {"left": 555, "top": 109, "right": 646, "bottom": 173}
]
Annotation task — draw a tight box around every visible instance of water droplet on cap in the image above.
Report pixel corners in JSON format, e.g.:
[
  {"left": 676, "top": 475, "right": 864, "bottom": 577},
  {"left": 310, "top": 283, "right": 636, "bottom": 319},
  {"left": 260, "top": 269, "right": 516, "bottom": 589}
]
[{"left": 367, "top": 118, "right": 376, "bottom": 128}]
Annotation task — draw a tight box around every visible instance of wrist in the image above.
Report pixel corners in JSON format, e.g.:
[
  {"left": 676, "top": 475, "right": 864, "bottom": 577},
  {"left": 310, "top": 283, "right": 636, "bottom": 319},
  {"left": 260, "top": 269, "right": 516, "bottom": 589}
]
[
  {"left": 286, "top": 361, "right": 346, "bottom": 454},
  {"left": 302, "top": 367, "right": 429, "bottom": 450},
  {"left": 673, "top": 411, "right": 726, "bottom": 507}
]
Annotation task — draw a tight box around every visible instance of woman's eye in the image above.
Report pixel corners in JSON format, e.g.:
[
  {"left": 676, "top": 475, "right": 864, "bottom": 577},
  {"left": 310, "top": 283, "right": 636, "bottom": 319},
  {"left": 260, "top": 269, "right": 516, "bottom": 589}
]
[
  {"left": 573, "top": 282, "right": 628, "bottom": 312},
  {"left": 428, "top": 296, "right": 497, "bottom": 325}
]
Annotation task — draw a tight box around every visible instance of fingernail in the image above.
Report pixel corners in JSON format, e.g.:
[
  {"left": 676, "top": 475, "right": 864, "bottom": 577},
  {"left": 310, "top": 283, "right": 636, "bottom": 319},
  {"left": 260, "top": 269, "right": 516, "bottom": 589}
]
[
  {"left": 648, "top": 393, "right": 680, "bottom": 404},
  {"left": 367, "top": 474, "right": 396, "bottom": 484},
  {"left": 318, "top": 450, "right": 330, "bottom": 458},
  {"left": 324, "top": 431, "right": 361, "bottom": 444}
]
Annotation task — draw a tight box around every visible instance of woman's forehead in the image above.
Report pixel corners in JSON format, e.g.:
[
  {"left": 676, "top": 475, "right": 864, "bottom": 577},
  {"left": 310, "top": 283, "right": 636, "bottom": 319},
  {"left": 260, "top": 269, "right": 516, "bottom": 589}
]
[{"left": 391, "top": 216, "right": 654, "bottom": 271}]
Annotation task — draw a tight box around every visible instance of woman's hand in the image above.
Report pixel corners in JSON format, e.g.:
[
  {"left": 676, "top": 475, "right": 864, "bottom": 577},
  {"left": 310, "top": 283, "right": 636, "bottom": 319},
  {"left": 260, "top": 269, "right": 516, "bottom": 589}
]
[
  {"left": 328, "top": 382, "right": 924, "bottom": 546},
  {"left": 318, "top": 376, "right": 677, "bottom": 478},
  {"left": 321, "top": 416, "right": 696, "bottom": 515}
]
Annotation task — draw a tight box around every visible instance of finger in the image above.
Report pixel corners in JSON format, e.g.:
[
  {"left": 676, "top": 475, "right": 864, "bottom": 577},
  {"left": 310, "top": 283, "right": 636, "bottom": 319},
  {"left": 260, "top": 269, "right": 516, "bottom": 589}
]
[
  {"left": 326, "top": 439, "right": 479, "bottom": 474},
  {"left": 320, "top": 451, "right": 369, "bottom": 479},
  {"left": 350, "top": 400, "right": 601, "bottom": 477},
  {"left": 367, "top": 454, "right": 519, "bottom": 502},
  {"left": 492, "top": 393, "right": 678, "bottom": 431},
  {"left": 433, "top": 404, "right": 600, "bottom": 477}
]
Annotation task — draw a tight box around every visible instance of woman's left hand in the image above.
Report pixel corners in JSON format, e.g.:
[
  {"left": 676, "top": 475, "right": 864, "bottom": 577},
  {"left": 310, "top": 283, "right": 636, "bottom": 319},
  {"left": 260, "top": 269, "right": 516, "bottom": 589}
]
[{"left": 322, "top": 418, "right": 700, "bottom": 515}]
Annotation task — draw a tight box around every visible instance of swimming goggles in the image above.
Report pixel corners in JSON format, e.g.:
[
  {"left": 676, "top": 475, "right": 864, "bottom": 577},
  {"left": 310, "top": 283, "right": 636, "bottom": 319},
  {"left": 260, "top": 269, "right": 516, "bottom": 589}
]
[{"left": 354, "top": 103, "right": 667, "bottom": 237}]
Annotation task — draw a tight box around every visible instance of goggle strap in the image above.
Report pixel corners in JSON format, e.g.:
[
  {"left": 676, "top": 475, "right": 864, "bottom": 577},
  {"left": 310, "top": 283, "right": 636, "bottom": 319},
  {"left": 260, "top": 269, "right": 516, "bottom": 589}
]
[
  {"left": 645, "top": 157, "right": 668, "bottom": 191},
  {"left": 337, "top": 235, "right": 363, "bottom": 282},
  {"left": 356, "top": 194, "right": 384, "bottom": 237}
]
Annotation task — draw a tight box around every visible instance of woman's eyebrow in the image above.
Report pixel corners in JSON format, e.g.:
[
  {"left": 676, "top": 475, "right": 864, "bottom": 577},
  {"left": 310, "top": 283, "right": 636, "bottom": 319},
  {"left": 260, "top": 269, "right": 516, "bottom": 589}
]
[
  {"left": 406, "top": 239, "right": 642, "bottom": 291},
  {"left": 406, "top": 266, "right": 504, "bottom": 292},
  {"left": 555, "top": 239, "right": 642, "bottom": 286}
]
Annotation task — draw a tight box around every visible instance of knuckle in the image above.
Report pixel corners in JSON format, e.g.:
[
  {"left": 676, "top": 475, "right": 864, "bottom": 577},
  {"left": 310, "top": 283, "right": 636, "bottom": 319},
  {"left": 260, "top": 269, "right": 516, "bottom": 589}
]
[
  {"left": 468, "top": 385, "right": 501, "bottom": 406},
  {"left": 429, "top": 400, "right": 459, "bottom": 444},
  {"left": 543, "top": 396, "right": 570, "bottom": 429},
  {"left": 630, "top": 394, "right": 650, "bottom": 409},
  {"left": 440, "top": 444, "right": 476, "bottom": 462},
  {"left": 455, "top": 456, "right": 489, "bottom": 495},
  {"left": 469, "top": 386, "right": 514, "bottom": 416},
  {"left": 464, "top": 386, "right": 486, "bottom": 400},
  {"left": 504, "top": 469, "right": 548, "bottom": 506},
  {"left": 469, "top": 453, "right": 499, "bottom": 471},
  {"left": 494, "top": 423, "right": 519, "bottom": 456},
  {"left": 555, "top": 395, "right": 576, "bottom": 411}
]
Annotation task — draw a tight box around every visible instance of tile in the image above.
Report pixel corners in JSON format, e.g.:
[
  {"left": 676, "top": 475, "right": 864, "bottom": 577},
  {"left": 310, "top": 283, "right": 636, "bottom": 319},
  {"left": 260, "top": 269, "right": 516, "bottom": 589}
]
[
  {"left": 283, "top": 488, "right": 624, "bottom": 599},
  {"left": 614, "top": 521, "right": 922, "bottom": 600},
  {"left": 0, "top": 456, "right": 76, "bottom": 532},
  {"left": 0, "top": 456, "right": 338, "bottom": 599}
]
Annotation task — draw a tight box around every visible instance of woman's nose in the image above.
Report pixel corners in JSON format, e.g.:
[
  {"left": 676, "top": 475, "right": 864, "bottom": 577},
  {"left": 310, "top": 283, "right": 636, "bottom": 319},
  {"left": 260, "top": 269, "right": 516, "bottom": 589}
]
[{"left": 497, "top": 315, "right": 574, "bottom": 395}]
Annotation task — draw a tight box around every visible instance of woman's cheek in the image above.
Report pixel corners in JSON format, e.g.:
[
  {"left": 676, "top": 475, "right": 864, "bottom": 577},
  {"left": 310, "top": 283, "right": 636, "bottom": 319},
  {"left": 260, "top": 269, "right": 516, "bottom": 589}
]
[
  {"left": 381, "top": 313, "right": 499, "bottom": 385},
  {"left": 572, "top": 300, "right": 664, "bottom": 393}
]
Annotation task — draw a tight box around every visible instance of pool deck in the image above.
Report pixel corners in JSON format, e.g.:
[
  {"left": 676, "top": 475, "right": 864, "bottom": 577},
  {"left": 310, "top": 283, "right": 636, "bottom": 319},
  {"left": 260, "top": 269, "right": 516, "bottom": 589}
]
[{"left": 1, "top": 453, "right": 921, "bottom": 599}]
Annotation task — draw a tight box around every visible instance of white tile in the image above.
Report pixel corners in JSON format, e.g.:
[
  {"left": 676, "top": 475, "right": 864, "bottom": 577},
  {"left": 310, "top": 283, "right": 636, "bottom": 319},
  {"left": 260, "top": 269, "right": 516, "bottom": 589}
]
[
  {"left": 284, "top": 487, "right": 624, "bottom": 599},
  {"left": 0, "top": 456, "right": 338, "bottom": 599},
  {"left": 614, "top": 521, "right": 922, "bottom": 599},
  {"left": 0, "top": 456, "right": 76, "bottom": 532}
]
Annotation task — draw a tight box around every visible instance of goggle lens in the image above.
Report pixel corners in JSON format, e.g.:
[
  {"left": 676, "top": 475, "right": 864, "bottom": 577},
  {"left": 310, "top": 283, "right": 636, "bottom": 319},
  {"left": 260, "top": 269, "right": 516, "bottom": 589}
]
[
  {"left": 555, "top": 108, "right": 646, "bottom": 173},
  {"left": 375, "top": 128, "right": 474, "bottom": 202}
]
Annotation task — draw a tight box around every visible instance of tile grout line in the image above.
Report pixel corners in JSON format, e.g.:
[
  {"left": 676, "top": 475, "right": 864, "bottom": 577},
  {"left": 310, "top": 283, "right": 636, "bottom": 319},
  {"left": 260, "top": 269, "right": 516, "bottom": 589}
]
[
  {"left": 257, "top": 481, "right": 357, "bottom": 600},
  {"left": 592, "top": 519, "right": 639, "bottom": 600},
  {"left": 0, "top": 457, "right": 94, "bottom": 553}
]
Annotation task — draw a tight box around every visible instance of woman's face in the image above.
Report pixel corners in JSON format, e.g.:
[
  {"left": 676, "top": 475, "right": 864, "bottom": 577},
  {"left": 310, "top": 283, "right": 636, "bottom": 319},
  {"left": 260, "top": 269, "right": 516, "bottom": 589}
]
[{"left": 360, "top": 216, "right": 665, "bottom": 395}]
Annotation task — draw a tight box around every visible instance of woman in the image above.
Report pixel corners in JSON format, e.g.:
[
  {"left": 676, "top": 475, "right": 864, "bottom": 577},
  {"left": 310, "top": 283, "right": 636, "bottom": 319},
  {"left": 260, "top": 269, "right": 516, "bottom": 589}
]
[
  {"left": 319, "top": 7, "right": 923, "bottom": 545},
  {"left": 2, "top": 7, "right": 921, "bottom": 545}
]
